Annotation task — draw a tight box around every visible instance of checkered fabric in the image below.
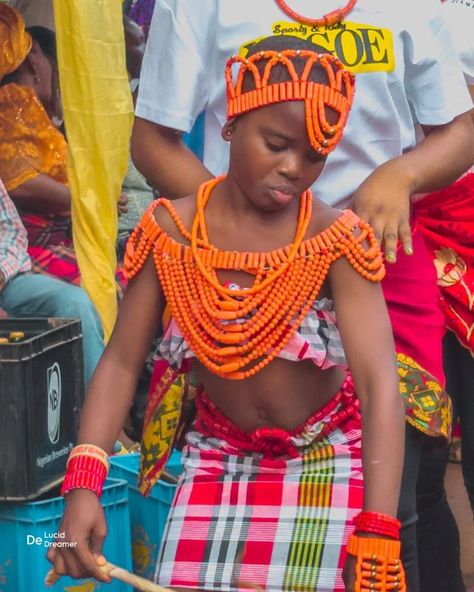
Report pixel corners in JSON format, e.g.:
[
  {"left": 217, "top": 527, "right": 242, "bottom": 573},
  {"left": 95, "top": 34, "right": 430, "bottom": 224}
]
[
  {"left": 0, "top": 177, "right": 31, "bottom": 282},
  {"left": 155, "top": 377, "right": 363, "bottom": 591},
  {"left": 158, "top": 297, "right": 346, "bottom": 372}
]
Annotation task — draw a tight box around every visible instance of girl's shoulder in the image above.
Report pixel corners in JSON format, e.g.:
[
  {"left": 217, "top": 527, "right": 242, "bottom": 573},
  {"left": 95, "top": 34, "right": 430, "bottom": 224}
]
[
  {"left": 124, "top": 194, "right": 196, "bottom": 279},
  {"left": 151, "top": 193, "right": 196, "bottom": 246},
  {"left": 308, "top": 199, "right": 346, "bottom": 239}
]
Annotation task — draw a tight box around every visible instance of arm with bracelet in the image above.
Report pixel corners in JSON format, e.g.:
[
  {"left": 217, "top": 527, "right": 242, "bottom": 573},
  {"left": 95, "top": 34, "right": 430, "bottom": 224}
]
[{"left": 47, "top": 256, "right": 164, "bottom": 583}]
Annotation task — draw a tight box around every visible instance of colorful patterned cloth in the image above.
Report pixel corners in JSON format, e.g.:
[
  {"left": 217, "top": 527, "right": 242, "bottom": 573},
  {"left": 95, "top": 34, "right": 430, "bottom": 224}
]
[
  {"left": 397, "top": 353, "right": 451, "bottom": 440},
  {"left": 415, "top": 173, "right": 474, "bottom": 356},
  {"left": 0, "top": 84, "right": 68, "bottom": 193},
  {"left": 138, "top": 358, "right": 195, "bottom": 496},
  {"left": 155, "top": 375, "right": 363, "bottom": 592}
]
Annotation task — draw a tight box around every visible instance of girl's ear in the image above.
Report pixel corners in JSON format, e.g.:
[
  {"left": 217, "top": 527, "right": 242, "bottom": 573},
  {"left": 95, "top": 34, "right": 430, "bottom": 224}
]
[{"left": 221, "top": 119, "right": 236, "bottom": 142}]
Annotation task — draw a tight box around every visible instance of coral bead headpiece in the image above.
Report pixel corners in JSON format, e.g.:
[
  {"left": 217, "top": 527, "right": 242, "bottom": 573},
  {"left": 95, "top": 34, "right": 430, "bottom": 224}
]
[{"left": 225, "top": 49, "right": 355, "bottom": 156}]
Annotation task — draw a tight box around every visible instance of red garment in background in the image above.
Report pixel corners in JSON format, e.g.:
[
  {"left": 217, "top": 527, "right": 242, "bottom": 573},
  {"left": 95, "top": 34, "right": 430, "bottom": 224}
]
[
  {"left": 415, "top": 173, "right": 474, "bottom": 357},
  {"left": 382, "top": 225, "right": 445, "bottom": 385}
]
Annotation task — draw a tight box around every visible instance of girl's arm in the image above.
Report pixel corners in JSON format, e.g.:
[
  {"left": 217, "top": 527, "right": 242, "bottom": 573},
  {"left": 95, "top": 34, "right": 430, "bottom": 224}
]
[
  {"left": 329, "top": 257, "right": 404, "bottom": 516},
  {"left": 77, "top": 254, "right": 164, "bottom": 451},
  {"left": 47, "top": 255, "right": 164, "bottom": 581}
]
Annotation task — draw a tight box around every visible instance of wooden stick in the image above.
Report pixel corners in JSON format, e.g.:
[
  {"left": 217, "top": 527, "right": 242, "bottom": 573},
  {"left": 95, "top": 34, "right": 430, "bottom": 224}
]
[
  {"left": 45, "top": 562, "right": 174, "bottom": 592},
  {"left": 160, "top": 469, "right": 179, "bottom": 485}
]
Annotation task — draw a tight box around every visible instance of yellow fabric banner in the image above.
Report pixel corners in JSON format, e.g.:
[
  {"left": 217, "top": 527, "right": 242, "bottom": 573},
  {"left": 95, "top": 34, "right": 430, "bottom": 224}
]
[{"left": 53, "top": 0, "right": 133, "bottom": 339}]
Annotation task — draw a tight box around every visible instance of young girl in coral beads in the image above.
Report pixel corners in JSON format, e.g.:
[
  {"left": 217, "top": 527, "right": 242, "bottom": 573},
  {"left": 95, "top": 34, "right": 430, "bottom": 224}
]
[{"left": 49, "top": 36, "right": 405, "bottom": 592}]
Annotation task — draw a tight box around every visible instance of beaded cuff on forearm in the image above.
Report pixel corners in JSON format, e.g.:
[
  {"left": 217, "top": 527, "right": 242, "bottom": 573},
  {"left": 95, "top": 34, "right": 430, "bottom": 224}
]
[{"left": 347, "top": 534, "right": 406, "bottom": 592}]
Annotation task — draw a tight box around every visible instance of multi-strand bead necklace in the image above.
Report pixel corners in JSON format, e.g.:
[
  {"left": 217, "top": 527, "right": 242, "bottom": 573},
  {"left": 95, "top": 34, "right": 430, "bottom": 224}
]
[{"left": 126, "top": 177, "right": 384, "bottom": 380}]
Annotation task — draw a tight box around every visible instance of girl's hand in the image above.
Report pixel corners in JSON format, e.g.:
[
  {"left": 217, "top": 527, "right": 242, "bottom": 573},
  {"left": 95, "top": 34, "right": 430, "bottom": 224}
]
[
  {"left": 352, "top": 160, "right": 414, "bottom": 263},
  {"left": 46, "top": 489, "right": 111, "bottom": 583},
  {"left": 342, "top": 553, "right": 356, "bottom": 592}
]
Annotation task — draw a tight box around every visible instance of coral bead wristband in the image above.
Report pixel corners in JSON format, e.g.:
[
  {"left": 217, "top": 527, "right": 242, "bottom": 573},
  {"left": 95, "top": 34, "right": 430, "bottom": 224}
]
[
  {"left": 67, "top": 443, "right": 109, "bottom": 470},
  {"left": 61, "top": 444, "right": 109, "bottom": 497},
  {"left": 353, "top": 511, "right": 401, "bottom": 540}
]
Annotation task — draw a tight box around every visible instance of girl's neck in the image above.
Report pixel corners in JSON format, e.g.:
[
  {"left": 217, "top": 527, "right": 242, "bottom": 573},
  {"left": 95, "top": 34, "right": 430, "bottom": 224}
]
[{"left": 213, "top": 174, "right": 301, "bottom": 227}]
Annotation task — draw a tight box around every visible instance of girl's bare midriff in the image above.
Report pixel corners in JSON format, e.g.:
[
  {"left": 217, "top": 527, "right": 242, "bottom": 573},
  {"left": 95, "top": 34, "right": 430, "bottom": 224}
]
[{"left": 195, "top": 359, "right": 346, "bottom": 432}]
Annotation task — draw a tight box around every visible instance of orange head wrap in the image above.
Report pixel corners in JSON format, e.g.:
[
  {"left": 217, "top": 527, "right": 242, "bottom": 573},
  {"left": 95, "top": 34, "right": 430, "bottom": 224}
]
[
  {"left": 225, "top": 47, "right": 355, "bottom": 156},
  {"left": 0, "top": 4, "right": 32, "bottom": 82}
]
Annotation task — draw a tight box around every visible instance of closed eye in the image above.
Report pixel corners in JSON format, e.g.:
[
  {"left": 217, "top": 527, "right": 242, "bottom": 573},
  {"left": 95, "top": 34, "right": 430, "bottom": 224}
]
[{"left": 265, "top": 139, "right": 287, "bottom": 152}]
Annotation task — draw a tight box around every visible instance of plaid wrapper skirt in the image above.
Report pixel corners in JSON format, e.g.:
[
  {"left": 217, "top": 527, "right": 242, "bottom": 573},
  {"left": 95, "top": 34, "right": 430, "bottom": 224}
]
[{"left": 155, "top": 374, "right": 363, "bottom": 591}]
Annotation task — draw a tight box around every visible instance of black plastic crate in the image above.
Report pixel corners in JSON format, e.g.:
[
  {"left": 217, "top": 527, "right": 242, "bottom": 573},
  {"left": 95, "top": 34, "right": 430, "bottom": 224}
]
[{"left": 0, "top": 318, "right": 84, "bottom": 501}]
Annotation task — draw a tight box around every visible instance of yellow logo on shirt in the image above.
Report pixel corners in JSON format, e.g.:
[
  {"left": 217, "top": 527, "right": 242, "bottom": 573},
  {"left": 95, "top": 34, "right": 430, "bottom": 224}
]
[{"left": 239, "top": 21, "right": 395, "bottom": 73}]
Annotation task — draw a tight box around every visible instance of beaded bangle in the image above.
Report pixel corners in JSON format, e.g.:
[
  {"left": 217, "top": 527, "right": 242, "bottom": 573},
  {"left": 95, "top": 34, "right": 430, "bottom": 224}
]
[
  {"left": 61, "top": 469, "right": 107, "bottom": 498},
  {"left": 353, "top": 511, "right": 401, "bottom": 541},
  {"left": 66, "top": 456, "right": 108, "bottom": 478},
  {"left": 346, "top": 534, "right": 406, "bottom": 592},
  {"left": 61, "top": 445, "right": 109, "bottom": 498}
]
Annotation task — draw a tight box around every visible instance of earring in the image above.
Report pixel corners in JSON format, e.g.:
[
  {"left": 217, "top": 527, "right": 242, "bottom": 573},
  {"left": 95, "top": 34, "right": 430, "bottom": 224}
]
[
  {"left": 225, "top": 129, "right": 232, "bottom": 137},
  {"left": 34, "top": 75, "right": 41, "bottom": 83}
]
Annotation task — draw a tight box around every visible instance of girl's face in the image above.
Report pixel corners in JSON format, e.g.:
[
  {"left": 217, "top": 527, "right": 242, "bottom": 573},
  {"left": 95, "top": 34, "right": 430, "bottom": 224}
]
[{"left": 226, "top": 100, "right": 327, "bottom": 212}]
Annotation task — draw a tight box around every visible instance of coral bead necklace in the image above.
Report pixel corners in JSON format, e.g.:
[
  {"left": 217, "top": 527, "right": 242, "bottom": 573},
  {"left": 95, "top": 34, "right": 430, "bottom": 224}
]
[
  {"left": 275, "top": 0, "right": 356, "bottom": 27},
  {"left": 125, "top": 177, "right": 384, "bottom": 380}
]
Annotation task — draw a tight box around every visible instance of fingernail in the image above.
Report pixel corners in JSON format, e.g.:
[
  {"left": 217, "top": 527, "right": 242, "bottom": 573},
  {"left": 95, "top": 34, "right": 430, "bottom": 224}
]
[
  {"left": 386, "top": 253, "right": 396, "bottom": 263},
  {"left": 405, "top": 247, "right": 413, "bottom": 255}
]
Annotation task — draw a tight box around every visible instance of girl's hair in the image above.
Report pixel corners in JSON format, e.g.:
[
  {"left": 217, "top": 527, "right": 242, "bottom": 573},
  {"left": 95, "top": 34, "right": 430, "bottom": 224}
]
[{"left": 242, "top": 35, "right": 334, "bottom": 92}]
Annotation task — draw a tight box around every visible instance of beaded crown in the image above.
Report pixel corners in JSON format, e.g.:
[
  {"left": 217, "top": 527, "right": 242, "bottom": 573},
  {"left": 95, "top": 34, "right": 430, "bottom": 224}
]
[{"left": 225, "top": 49, "right": 355, "bottom": 156}]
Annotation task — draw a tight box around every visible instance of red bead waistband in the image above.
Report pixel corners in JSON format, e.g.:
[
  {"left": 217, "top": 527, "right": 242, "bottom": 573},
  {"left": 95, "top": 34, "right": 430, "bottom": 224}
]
[{"left": 194, "top": 374, "right": 359, "bottom": 458}]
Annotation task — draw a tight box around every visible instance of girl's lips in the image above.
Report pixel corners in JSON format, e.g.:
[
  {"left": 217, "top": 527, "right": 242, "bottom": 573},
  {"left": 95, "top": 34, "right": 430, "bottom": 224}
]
[{"left": 269, "top": 188, "right": 295, "bottom": 205}]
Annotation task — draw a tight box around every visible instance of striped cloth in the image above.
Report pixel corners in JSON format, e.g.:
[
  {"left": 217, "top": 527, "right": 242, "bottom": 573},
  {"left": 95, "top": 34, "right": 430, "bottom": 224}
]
[{"left": 155, "top": 375, "right": 363, "bottom": 591}]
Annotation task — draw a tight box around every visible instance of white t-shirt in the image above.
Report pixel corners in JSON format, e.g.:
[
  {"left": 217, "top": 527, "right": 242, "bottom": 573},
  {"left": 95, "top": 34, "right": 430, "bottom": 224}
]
[
  {"left": 136, "top": 0, "right": 472, "bottom": 206},
  {"left": 441, "top": 0, "right": 474, "bottom": 85}
]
